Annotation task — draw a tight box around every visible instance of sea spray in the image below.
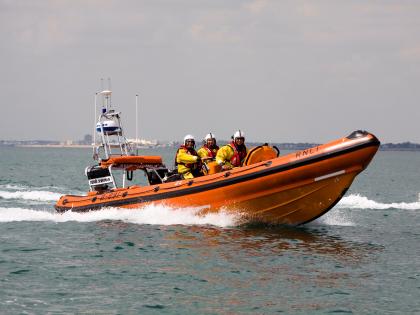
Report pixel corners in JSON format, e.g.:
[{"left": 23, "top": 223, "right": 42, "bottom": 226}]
[
  {"left": 314, "top": 208, "right": 355, "bottom": 226},
  {"left": 0, "top": 205, "right": 241, "bottom": 227}
]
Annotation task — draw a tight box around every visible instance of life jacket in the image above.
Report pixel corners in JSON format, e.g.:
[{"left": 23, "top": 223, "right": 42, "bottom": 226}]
[
  {"left": 175, "top": 145, "right": 200, "bottom": 169},
  {"left": 229, "top": 142, "right": 247, "bottom": 167},
  {"left": 202, "top": 144, "right": 219, "bottom": 159}
]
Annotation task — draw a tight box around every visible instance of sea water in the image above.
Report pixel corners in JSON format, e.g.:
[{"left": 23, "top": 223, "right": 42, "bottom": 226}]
[{"left": 0, "top": 147, "right": 419, "bottom": 314}]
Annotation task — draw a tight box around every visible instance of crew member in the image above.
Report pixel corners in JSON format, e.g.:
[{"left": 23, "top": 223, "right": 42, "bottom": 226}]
[
  {"left": 197, "top": 133, "right": 219, "bottom": 162},
  {"left": 216, "top": 130, "right": 248, "bottom": 170},
  {"left": 175, "top": 134, "right": 202, "bottom": 179}
]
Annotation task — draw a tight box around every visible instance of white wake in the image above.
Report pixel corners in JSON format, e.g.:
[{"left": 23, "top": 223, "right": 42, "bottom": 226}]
[
  {"left": 336, "top": 194, "right": 420, "bottom": 210},
  {"left": 314, "top": 194, "right": 420, "bottom": 226},
  {"left": 0, "top": 190, "right": 62, "bottom": 202},
  {"left": 0, "top": 205, "right": 240, "bottom": 227}
]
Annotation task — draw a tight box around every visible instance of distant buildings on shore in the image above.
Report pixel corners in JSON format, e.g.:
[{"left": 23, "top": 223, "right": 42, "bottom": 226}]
[
  {"left": 380, "top": 142, "right": 420, "bottom": 151},
  {"left": 0, "top": 134, "right": 162, "bottom": 149}
]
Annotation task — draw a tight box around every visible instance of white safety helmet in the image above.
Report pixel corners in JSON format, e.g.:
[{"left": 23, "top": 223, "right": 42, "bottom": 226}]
[
  {"left": 233, "top": 130, "right": 245, "bottom": 140},
  {"left": 204, "top": 133, "right": 216, "bottom": 141},
  {"left": 183, "top": 134, "right": 195, "bottom": 145}
]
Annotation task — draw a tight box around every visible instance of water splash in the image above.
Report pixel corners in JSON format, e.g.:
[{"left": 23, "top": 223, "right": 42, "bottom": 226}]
[
  {"left": 0, "top": 205, "right": 240, "bottom": 227},
  {"left": 314, "top": 209, "right": 354, "bottom": 226},
  {"left": 337, "top": 194, "right": 420, "bottom": 210}
]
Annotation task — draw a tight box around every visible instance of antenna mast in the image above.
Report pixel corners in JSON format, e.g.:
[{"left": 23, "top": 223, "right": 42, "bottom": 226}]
[
  {"left": 93, "top": 93, "right": 97, "bottom": 142},
  {"left": 136, "top": 94, "right": 139, "bottom": 142}
]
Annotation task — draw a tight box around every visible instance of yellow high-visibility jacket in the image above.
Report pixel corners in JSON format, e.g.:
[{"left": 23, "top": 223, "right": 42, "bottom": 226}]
[
  {"left": 176, "top": 146, "right": 199, "bottom": 179},
  {"left": 216, "top": 143, "right": 248, "bottom": 168},
  {"left": 215, "top": 145, "right": 234, "bottom": 168},
  {"left": 197, "top": 145, "right": 219, "bottom": 161}
]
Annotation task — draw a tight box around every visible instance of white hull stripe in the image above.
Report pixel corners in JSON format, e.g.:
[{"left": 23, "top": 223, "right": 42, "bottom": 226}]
[{"left": 314, "top": 170, "right": 345, "bottom": 182}]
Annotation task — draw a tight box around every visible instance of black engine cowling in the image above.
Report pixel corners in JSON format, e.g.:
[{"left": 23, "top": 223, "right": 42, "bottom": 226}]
[{"left": 85, "top": 165, "right": 112, "bottom": 191}]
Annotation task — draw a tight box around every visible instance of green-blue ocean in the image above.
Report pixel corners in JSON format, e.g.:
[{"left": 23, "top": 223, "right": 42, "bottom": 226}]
[{"left": 0, "top": 147, "right": 419, "bottom": 314}]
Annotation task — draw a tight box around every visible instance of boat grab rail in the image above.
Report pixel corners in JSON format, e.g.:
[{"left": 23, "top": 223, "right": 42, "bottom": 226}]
[{"left": 63, "top": 159, "right": 275, "bottom": 204}]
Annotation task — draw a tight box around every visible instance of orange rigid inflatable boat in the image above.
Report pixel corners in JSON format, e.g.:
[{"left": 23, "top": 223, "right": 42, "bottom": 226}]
[{"left": 55, "top": 128, "right": 380, "bottom": 224}]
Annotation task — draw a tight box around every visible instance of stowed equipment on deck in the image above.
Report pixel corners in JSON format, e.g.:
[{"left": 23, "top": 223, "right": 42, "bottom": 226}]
[{"left": 87, "top": 88, "right": 186, "bottom": 193}]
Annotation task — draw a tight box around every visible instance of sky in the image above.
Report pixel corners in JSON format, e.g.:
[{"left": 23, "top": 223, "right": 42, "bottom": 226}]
[{"left": 1, "top": 0, "right": 420, "bottom": 143}]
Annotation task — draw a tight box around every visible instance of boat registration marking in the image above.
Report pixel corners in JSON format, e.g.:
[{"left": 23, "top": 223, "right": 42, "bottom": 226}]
[
  {"left": 314, "top": 170, "right": 345, "bottom": 182},
  {"left": 89, "top": 176, "right": 113, "bottom": 186},
  {"left": 295, "top": 146, "right": 320, "bottom": 159}
]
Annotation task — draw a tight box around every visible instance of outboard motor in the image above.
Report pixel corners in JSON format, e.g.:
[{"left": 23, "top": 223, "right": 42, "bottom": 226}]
[{"left": 85, "top": 165, "right": 114, "bottom": 191}]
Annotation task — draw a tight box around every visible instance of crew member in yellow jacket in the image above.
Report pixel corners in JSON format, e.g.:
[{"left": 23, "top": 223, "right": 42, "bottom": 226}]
[
  {"left": 197, "top": 133, "right": 219, "bottom": 162},
  {"left": 216, "top": 130, "right": 248, "bottom": 170},
  {"left": 175, "top": 134, "right": 202, "bottom": 179}
]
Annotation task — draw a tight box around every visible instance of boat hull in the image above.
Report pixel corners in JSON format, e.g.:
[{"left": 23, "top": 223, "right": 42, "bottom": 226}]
[{"left": 55, "top": 131, "right": 380, "bottom": 225}]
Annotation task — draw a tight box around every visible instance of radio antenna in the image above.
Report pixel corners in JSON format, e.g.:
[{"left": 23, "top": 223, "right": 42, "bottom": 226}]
[{"left": 136, "top": 94, "right": 139, "bottom": 142}]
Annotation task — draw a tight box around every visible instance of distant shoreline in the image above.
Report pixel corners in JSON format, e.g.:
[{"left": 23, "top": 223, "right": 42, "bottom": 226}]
[
  {"left": 15, "top": 144, "right": 92, "bottom": 148},
  {"left": 1, "top": 143, "right": 420, "bottom": 152},
  {"left": 10, "top": 144, "right": 160, "bottom": 149}
]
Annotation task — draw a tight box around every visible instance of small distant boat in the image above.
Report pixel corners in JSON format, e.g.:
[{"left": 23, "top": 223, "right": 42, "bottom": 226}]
[{"left": 55, "top": 87, "right": 380, "bottom": 225}]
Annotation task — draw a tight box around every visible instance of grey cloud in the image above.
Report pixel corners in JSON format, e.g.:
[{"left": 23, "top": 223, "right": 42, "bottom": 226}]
[{"left": 1, "top": 0, "right": 420, "bottom": 143}]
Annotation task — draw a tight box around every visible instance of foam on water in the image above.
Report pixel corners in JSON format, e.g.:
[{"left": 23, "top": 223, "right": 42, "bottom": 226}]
[
  {"left": 313, "top": 194, "right": 420, "bottom": 226},
  {"left": 337, "top": 194, "right": 420, "bottom": 210},
  {"left": 0, "top": 190, "right": 62, "bottom": 202},
  {"left": 0, "top": 184, "right": 27, "bottom": 190},
  {"left": 0, "top": 205, "right": 240, "bottom": 227}
]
